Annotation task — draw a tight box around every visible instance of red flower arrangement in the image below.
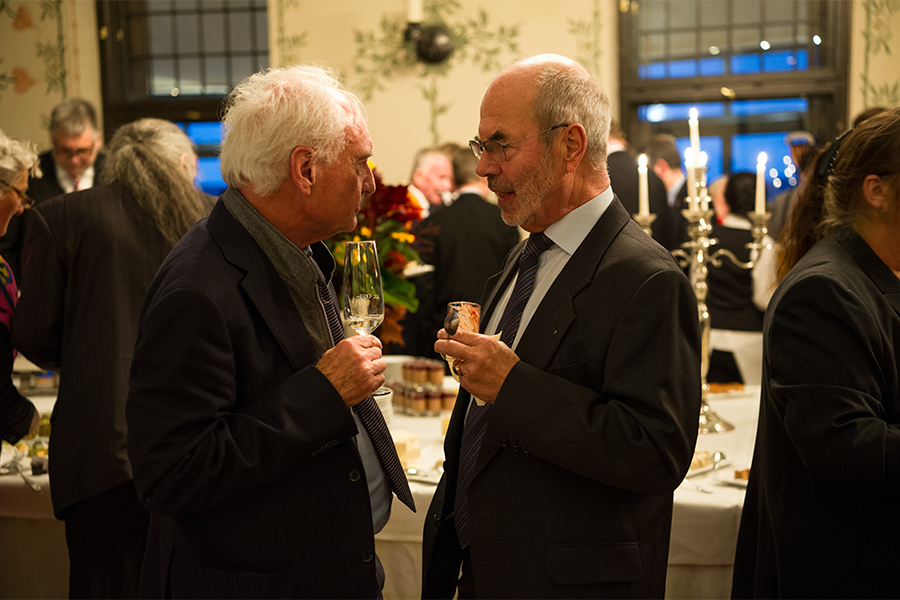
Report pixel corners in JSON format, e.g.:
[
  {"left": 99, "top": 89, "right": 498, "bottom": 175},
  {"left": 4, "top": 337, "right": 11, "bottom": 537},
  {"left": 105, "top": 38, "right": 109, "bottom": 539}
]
[{"left": 327, "top": 165, "right": 425, "bottom": 347}]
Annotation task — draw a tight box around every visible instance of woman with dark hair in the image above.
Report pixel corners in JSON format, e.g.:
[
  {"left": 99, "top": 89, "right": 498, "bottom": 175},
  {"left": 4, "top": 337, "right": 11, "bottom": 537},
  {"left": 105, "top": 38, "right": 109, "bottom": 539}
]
[
  {"left": 12, "top": 118, "right": 211, "bottom": 598},
  {"left": 732, "top": 107, "right": 900, "bottom": 598}
]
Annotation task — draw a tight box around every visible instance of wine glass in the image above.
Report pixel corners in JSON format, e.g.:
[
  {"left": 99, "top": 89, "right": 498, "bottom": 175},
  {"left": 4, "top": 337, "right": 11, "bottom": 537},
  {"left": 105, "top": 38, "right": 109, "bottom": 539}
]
[{"left": 342, "top": 240, "right": 390, "bottom": 395}]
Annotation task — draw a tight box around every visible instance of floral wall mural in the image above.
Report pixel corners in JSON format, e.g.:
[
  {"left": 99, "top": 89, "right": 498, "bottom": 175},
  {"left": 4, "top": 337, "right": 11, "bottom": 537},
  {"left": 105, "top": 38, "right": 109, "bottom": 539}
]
[
  {"left": 860, "top": 0, "right": 900, "bottom": 107},
  {"left": 353, "top": 0, "right": 520, "bottom": 145},
  {"left": 0, "top": 0, "right": 64, "bottom": 102}
]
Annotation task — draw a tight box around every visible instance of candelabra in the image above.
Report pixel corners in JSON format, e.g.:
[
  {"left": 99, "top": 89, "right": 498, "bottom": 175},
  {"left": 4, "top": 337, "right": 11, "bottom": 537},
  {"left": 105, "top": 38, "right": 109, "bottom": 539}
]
[{"left": 650, "top": 164, "right": 771, "bottom": 434}]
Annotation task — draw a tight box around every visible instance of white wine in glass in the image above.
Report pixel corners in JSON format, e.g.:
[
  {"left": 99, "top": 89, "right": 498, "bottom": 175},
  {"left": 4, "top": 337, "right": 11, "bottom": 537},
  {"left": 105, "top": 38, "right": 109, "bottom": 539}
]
[{"left": 342, "top": 240, "right": 390, "bottom": 396}]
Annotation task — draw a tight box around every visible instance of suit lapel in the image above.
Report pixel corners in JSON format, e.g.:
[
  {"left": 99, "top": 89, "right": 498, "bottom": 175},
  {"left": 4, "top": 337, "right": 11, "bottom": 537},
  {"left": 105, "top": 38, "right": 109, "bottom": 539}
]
[
  {"left": 206, "top": 199, "right": 319, "bottom": 371},
  {"left": 838, "top": 228, "right": 900, "bottom": 316}
]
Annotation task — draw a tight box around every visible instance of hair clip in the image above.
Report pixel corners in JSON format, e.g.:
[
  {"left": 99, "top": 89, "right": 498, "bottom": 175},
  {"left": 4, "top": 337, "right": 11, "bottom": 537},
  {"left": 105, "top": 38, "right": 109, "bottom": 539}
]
[{"left": 817, "top": 128, "right": 853, "bottom": 179}]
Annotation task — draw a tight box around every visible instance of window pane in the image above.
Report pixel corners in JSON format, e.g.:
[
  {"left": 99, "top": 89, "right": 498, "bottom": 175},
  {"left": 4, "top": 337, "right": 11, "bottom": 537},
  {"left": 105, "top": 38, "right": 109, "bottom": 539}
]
[
  {"left": 176, "top": 13, "right": 199, "bottom": 54},
  {"left": 733, "top": 0, "right": 762, "bottom": 24},
  {"left": 641, "top": 33, "right": 667, "bottom": 62},
  {"left": 148, "top": 14, "right": 173, "bottom": 55},
  {"left": 203, "top": 13, "right": 226, "bottom": 53},
  {"left": 669, "top": 59, "right": 698, "bottom": 78},
  {"left": 670, "top": 32, "right": 695, "bottom": 59},
  {"left": 733, "top": 26, "right": 761, "bottom": 54},
  {"left": 254, "top": 11, "right": 268, "bottom": 51},
  {"left": 179, "top": 58, "right": 202, "bottom": 94},
  {"left": 640, "top": 0, "right": 667, "bottom": 30},
  {"left": 196, "top": 157, "right": 228, "bottom": 196},
  {"left": 701, "top": 30, "right": 728, "bottom": 56},
  {"left": 700, "top": 0, "right": 728, "bottom": 26},
  {"left": 731, "top": 53, "right": 761, "bottom": 74},
  {"left": 764, "top": 0, "right": 794, "bottom": 21},
  {"left": 185, "top": 122, "right": 223, "bottom": 146},
  {"left": 765, "top": 25, "right": 794, "bottom": 49},
  {"left": 230, "top": 56, "right": 253, "bottom": 86},
  {"left": 229, "top": 11, "right": 252, "bottom": 52},
  {"left": 699, "top": 57, "right": 726, "bottom": 76},
  {"left": 204, "top": 57, "right": 229, "bottom": 93},
  {"left": 150, "top": 58, "right": 176, "bottom": 96},
  {"left": 255, "top": 52, "right": 269, "bottom": 71},
  {"left": 176, "top": 0, "right": 199, "bottom": 10},
  {"left": 671, "top": 0, "right": 697, "bottom": 28},
  {"left": 225, "top": 0, "right": 251, "bottom": 8}
]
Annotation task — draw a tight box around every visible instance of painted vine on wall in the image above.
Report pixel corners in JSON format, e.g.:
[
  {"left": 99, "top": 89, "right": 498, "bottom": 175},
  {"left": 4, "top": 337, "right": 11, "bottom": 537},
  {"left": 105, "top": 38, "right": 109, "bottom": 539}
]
[
  {"left": 568, "top": 0, "right": 602, "bottom": 77},
  {"left": 276, "top": 0, "right": 308, "bottom": 67},
  {"left": 861, "top": 0, "right": 900, "bottom": 107},
  {"left": 353, "top": 0, "right": 520, "bottom": 145},
  {"left": 0, "top": 0, "right": 65, "bottom": 102}
]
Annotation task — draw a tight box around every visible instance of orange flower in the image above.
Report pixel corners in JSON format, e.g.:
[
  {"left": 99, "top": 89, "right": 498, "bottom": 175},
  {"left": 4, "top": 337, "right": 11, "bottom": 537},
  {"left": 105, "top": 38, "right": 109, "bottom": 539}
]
[
  {"left": 13, "top": 68, "right": 36, "bottom": 94},
  {"left": 13, "top": 6, "right": 33, "bottom": 30}
]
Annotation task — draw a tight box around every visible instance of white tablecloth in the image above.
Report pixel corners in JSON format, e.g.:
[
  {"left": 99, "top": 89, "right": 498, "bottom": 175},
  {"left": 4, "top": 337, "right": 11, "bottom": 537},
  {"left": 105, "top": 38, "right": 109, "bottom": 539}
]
[{"left": 376, "top": 388, "right": 761, "bottom": 600}]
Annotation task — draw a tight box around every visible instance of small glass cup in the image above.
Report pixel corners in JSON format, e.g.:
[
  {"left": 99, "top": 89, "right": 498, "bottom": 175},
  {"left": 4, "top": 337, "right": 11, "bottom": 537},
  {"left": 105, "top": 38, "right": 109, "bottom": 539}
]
[{"left": 444, "top": 301, "right": 480, "bottom": 381}]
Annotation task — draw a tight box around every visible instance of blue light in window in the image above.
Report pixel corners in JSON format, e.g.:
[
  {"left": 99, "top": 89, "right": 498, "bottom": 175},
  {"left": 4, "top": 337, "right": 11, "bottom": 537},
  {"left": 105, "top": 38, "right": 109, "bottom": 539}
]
[
  {"left": 638, "top": 102, "right": 725, "bottom": 122},
  {"left": 796, "top": 49, "right": 808, "bottom": 69},
  {"left": 669, "top": 59, "right": 698, "bottom": 78},
  {"left": 699, "top": 57, "right": 726, "bottom": 76},
  {"left": 196, "top": 157, "right": 228, "bottom": 196},
  {"left": 675, "top": 136, "right": 724, "bottom": 184},
  {"left": 763, "top": 50, "right": 798, "bottom": 72},
  {"left": 730, "top": 98, "right": 809, "bottom": 116},
  {"left": 731, "top": 53, "right": 761, "bottom": 75},
  {"left": 638, "top": 62, "right": 668, "bottom": 79},
  {"left": 186, "top": 122, "right": 224, "bottom": 146},
  {"left": 731, "top": 132, "right": 795, "bottom": 200}
]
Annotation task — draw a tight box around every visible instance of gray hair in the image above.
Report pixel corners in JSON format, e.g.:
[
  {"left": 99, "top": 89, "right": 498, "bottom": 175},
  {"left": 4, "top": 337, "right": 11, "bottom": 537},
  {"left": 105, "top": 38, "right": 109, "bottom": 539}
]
[
  {"left": 409, "top": 148, "right": 448, "bottom": 181},
  {"left": 532, "top": 62, "right": 610, "bottom": 172},
  {"left": 100, "top": 118, "right": 208, "bottom": 246},
  {"left": 49, "top": 98, "right": 99, "bottom": 139},
  {"left": 220, "top": 64, "right": 364, "bottom": 197},
  {"left": 0, "top": 128, "right": 42, "bottom": 186}
]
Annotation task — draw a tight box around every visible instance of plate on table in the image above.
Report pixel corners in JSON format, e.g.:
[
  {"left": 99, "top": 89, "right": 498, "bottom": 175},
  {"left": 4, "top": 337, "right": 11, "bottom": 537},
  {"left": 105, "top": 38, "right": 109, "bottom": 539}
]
[{"left": 717, "top": 469, "right": 750, "bottom": 488}]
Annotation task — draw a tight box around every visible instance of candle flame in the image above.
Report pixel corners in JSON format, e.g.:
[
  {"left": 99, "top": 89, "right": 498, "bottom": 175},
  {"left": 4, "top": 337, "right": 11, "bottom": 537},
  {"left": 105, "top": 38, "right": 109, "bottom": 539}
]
[
  {"left": 690, "top": 107, "right": 698, "bottom": 120},
  {"left": 638, "top": 153, "right": 648, "bottom": 168},
  {"left": 699, "top": 151, "right": 708, "bottom": 167},
  {"left": 758, "top": 152, "right": 767, "bottom": 166},
  {"left": 684, "top": 147, "right": 693, "bottom": 163}
]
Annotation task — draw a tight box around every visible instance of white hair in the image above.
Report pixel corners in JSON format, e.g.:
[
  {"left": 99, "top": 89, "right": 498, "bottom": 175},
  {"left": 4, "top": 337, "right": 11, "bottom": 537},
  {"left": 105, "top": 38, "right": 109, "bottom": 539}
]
[
  {"left": 220, "top": 64, "right": 364, "bottom": 197},
  {"left": 531, "top": 61, "right": 610, "bottom": 172},
  {"left": 0, "top": 128, "right": 41, "bottom": 185}
]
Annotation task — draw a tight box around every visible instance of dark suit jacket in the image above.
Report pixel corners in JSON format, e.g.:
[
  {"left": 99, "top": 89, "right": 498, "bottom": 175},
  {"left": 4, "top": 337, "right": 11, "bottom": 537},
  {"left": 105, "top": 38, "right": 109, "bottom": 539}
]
[
  {"left": 126, "top": 194, "right": 383, "bottom": 598},
  {"left": 11, "top": 182, "right": 173, "bottom": 516},
  {"left": 0, "top": 151, "right": 106, "bottom": 282},
  {"left": 412, "top": 192, "right": 521, "bottom": 359},
  {"left": 607, "top": 150, "right": 674, "bottom": 249},
  {"left": 732, "top": 228, "right": 900, "bottom": 599},
  {"left": 422, "top": 198, "right": 702, "bottom": 599}
]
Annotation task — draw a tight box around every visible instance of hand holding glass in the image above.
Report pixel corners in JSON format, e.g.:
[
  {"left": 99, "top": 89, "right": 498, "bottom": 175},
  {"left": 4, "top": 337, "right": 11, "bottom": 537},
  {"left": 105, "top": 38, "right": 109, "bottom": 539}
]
[{"left": 342, "top": 240, "right": 390, "bottom": 395}]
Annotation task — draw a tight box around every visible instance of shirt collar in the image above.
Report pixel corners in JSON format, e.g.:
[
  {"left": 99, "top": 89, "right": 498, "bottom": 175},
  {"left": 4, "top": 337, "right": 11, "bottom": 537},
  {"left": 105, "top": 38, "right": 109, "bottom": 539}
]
[{"left": 544, "top": 186, "right": 614, "bottom": 256}]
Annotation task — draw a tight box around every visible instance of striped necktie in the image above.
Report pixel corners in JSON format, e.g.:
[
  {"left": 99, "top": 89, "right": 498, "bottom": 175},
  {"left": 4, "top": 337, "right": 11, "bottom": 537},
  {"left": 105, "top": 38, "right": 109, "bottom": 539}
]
[
  {"left": 316, "top": 279, "right": 415, "bottom": 512},
  {"left": 453, "top": 232, "right": 554, "bottom": 548}
]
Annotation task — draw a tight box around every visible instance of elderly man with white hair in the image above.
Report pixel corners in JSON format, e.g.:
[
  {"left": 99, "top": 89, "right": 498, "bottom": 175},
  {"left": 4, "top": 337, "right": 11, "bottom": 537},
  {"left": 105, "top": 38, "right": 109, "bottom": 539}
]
[{"left": 126, "top": 65, "right": 414, "bottom": 599}]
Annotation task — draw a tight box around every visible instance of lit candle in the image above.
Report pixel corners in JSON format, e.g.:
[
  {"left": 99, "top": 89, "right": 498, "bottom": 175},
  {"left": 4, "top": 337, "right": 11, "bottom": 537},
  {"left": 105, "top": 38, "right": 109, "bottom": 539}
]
[
  {"left": 756, "top": 152, "right": 767, "bottom": 214},
  {"left": 685, "top": 147, "right": 697, "bottom": 210},
  {"left": 638, "top": 153, "right": 649, "bottom": 216},
  {"left": 407, "top": 0, "right": 423, "bottom": 22},
  {"left": 689, "top": 107, "right": 701, "bottom": 160},
  {"left": 699, "top": 151, "right": 710, "bottom": 211}
]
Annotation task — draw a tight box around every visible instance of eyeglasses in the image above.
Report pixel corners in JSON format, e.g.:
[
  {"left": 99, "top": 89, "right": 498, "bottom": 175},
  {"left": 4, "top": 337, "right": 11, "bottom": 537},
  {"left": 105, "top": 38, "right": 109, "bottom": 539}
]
[
  {"left": 53, "top": 144, "right": 94, "bottom": 160},
  {"left": 469, "top": 124, "right": 569, "bottom": 162},
  {"left": 1, "top": 181, "right": 34, "bottom": 210}
]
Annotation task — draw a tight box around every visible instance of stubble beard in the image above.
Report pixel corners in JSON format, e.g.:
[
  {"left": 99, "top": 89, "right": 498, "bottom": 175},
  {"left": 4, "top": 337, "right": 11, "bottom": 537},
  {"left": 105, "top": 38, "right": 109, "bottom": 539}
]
[{"left": 492, "top": 150, "right": 555, "bottom": 227}]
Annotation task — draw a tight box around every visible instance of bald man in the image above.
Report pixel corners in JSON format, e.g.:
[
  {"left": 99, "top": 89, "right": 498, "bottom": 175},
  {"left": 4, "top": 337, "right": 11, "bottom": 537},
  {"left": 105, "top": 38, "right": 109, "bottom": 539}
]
[{"left": 423, "top": 54, "right": 701, "bottom": 599}]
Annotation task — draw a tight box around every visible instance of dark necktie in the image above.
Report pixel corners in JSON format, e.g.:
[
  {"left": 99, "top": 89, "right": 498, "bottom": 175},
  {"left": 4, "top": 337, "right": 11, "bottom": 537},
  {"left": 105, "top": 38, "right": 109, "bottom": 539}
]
[
  {"left": 453, "top": 232, "right": 554, "bottom": 548},
  {"left": 316, "top": 279, "right": 415, "bottom": 512}
]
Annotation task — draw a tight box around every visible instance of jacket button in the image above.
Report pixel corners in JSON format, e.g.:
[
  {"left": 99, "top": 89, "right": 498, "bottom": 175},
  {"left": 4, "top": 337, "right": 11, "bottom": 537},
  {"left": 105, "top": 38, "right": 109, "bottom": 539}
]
[
  {"left": 348, "top": 469, "right": 361, "bottom": 482},
  {"left": 360, "top": 549, "right": 374, "bottom": 563},
  {"left": 433, "top": 514, "right": 440, "bottom": 526},
  {"left": 523, "top": 449, "right": 531, "bottom": 456},
  {"left": 511, "top": 445, "right": 520, "bottom": 453},
  {"left": 500, "top": 439, "right": 509, "bottom": 448}
]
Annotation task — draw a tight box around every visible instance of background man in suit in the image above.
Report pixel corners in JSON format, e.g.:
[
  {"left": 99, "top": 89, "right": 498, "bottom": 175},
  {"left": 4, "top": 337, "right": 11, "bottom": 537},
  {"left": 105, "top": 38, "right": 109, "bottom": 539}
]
[
  {"left": 606, "top": 119, "right": 673, "bottom": 249},
  {"left": 423, "top": 54, "right": 701, "bottom": 599},
  {"left": 642, "top": 133, "right": 689, "bottom": 251},
  {"left": 125, "top": 64, "right": 414, "bottom": 598},
  {"left": 413, "top": 146, "right": 521, "bottom": 360},
  {"left": 409, "top": 147, "right": 454, "bottom": 218},
  {"left": 12, "top": 118, "right": 209, "bottom": 599},
  {"left": 0, "top": 98, "right": 105, "bottom": 281}
]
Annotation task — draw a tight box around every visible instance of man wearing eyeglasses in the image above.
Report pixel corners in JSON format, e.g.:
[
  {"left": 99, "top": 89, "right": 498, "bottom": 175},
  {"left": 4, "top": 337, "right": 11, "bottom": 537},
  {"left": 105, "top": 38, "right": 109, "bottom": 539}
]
[
  {"left": 0, "top": 98, "right": 105, "bottom": 281},
  {"left": 424, "top": 54, "right": 701, "bottom": 599}
]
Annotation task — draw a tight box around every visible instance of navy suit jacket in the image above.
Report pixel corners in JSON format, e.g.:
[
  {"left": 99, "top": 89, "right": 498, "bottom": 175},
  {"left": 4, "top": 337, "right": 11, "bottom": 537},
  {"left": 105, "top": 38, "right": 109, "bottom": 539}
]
[
  {"left": 126, "top": 194, "right": 384, "bottom": 598},
  {"left": 422, "top": 198, "right": 701, "bottom": 599}
]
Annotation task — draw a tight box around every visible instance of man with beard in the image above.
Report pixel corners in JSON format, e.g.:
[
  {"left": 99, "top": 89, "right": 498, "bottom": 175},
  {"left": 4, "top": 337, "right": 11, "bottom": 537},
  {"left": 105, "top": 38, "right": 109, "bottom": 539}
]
[{"left": 422, "top": 54, "right": 701, "bottom": 599}]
